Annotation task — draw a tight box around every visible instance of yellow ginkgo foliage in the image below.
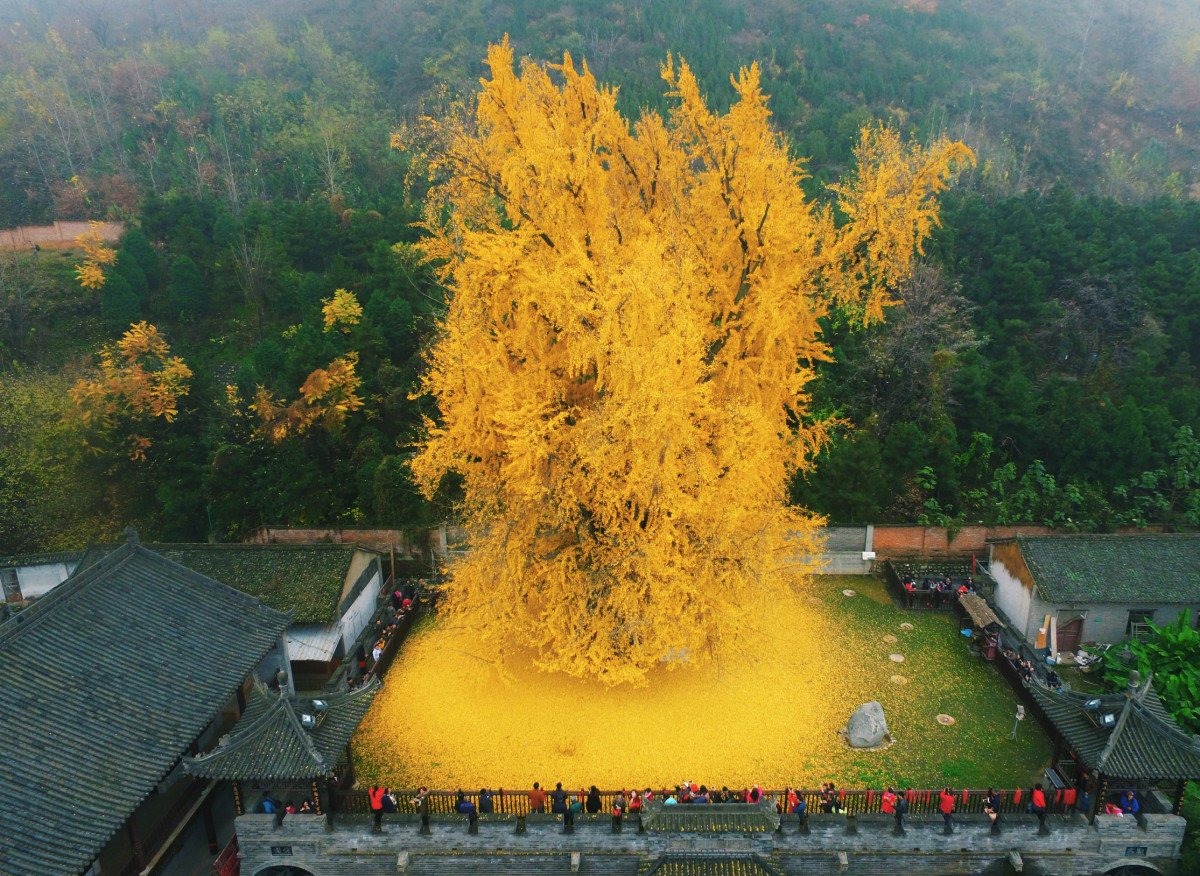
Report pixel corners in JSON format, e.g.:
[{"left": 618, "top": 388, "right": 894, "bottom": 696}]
[
  {"left": 250, "top": 353, "right": 364, "bottom": 442},
  {"left": 70, "top": 321, "right": 193, "bottom": 460},
  {"left": 322, "top": 288, "right": 363, "bottom": 333},
  {"left": 409, "top": 40, "right": 973, "bottom": 685},
  {"left": 74, "top": 220, "right": 117, "bottom": 290}
]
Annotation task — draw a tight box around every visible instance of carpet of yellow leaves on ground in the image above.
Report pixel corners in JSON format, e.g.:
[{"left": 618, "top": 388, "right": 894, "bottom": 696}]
[{"left": 354, "top": 575, "right": 1050, "bottom": 790}]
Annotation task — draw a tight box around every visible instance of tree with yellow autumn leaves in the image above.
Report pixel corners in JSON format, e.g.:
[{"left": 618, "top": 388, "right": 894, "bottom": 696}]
[
  {"left": 73, "top": 220, "right": 116, "bottom": 290},
  {"left": 246, "top": 289, "right": 366, "bottom": 442},
  {"left": 71, "top": 321, "right": 193, "bottom": 460},
  {"left": 409, "top": 40, "right": 972, "bottom": 685}
]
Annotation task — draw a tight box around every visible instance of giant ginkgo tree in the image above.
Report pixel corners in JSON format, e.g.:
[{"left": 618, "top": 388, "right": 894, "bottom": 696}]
[{"left": 410, "top": 39, "right": 973, "bottom": 684}]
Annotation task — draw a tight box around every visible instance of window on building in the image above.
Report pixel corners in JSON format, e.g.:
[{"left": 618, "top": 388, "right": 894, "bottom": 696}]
[
  {"left": 0, "top": 568, "right": 18, "bottom": 601},
  {"left": 1126, "top": 609, "right": 1156, "bottom": 636}
]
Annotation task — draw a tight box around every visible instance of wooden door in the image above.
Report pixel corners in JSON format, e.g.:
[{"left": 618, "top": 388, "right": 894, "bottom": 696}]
[{"left": 1057, "top": 616, "right": 1084, "bottom": 654}]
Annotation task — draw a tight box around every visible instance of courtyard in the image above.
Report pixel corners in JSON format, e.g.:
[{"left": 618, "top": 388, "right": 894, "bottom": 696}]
[{"left": 354, "top": 574, "right": 1052, "bottom": 790}]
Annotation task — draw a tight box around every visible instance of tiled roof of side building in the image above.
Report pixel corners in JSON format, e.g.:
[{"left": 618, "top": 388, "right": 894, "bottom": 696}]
[
  {"left": 186, "top": 676, "right": 380, "bottom": 781},
  {"left": 0, "top": 540, "right": 290, "bottom": 876},
  {"left": 1008, "top": 534, "right": 1200, "bottom": 604},
  {"left": 0, "top": 549, "right": 84, "bottom": 568},
  {"left": 76, "top": 541, "right": 377, "bottom": 624},
  {"left": 1029, "top": 675, "right": 1200, "bottom": 780}
]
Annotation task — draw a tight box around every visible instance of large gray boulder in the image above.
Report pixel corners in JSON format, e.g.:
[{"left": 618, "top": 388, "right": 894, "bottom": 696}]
[{"left": 846, "top": 701, "right": 890, "bottom": 748}]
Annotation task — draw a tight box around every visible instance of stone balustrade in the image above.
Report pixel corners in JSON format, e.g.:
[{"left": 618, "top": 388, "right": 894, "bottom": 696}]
[{"left": 234, "top": 808, "right": 1185, "bottom": 875}]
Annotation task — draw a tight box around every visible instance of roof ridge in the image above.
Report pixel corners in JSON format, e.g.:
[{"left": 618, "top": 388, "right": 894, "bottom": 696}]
[
  {"left": 0, "top": 549, "right": 83, "bottom": 566},
  {"left": 1132, "top": 677, "right": 1200, "bottom": 751},
  {"left": 284, "top": 699, "right": 330, "bottom": 772},
  {"left": 187, "top": 694, "right": 302, "bottom": 765},
  {"left": 1095, "top": 693, "right": 1136, "bottom": 771},
  {"left": 1017, "top": 533, "right": 1200, "bottom": 540}
]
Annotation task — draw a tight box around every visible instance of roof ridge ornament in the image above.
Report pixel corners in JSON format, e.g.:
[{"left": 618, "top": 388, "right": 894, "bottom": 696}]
[{"left": 123, "top": 526, "right": 140, "bottom": 544}]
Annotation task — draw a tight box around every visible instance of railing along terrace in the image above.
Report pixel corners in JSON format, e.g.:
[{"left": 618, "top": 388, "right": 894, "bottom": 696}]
[
  {"left": 330, "top": 787, "right": 1078, "bottom": 817},
  {"left": 883, "top": 558, "right": 988, "bottom": 611}
]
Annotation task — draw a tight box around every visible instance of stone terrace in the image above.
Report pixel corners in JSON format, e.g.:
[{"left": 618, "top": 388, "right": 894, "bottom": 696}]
[{"left": 236, "top": 808, "right": 1185, "bottom": 875}]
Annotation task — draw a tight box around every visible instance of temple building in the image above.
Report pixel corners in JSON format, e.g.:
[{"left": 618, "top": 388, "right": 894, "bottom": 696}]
[
  {"left": 75, "top": 541, "right": 385, "bottom": 689},
  {"left": 0, "top": 533, "right": 291, "bottom": 876},
  {"left": 186, "top": 676, "right": 379, "bottom": 814},
  {"left": 988, "top": 534, "right": 1200, "bottom": 655},
  {"left": 1031, "top": 671, "right": 1200, "bottom": 819}
]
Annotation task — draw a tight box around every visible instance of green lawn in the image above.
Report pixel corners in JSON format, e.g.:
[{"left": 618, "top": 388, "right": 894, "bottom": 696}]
[{"left": 805, "top": 574, "right": 1054, "bottom": 788}]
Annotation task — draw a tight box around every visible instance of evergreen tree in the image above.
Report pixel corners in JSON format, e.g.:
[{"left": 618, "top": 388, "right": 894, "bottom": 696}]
[{"left": 167, "top": 255, "right": 207, "bottom": 317}]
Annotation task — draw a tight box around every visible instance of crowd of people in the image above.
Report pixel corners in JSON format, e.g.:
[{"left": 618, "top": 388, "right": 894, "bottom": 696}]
[
  {"left": 350, "top": 780, "right": 1141, "bottom": 833},
  {"left": 254, "top": 792, "right": 318, "bottom": 821},
  {"left": 346, "top": 581, "right": 421, "bottom": 691},
  {"left": 900, "top": 574, "right": 977, "bottom": 609}
]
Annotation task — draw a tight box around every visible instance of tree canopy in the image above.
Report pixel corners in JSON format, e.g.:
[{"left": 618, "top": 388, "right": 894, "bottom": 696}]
[{"left": 410, "top": 41, "right": 971, "bottom": 684}]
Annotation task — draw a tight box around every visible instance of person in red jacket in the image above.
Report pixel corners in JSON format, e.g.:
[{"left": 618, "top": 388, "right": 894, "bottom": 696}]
[
  {"left": 529, "top": 782, "right": 547, "bottom": 814},
  {"left": 881, "top": 787, "right": 897, "bottom": 815},
  {"left": 938, "top": 787, "right": 956, "bottom": 833},
  {"left": 1031, "top": 783, "right": 1047, "bottom": 831},
  {"left": 368, "top": 784, "right": 386, "bottom": 831}
]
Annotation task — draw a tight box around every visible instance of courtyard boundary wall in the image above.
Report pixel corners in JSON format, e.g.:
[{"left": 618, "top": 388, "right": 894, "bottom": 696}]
[
  {"left": 871, "top": 525, "right": 1052, "bottom": 557},
  {"left": 0, "top": 220, "right": 123, "bottom": 250},
  {"left": 244, "top": 526, "right": 432, "bottom": 566},
  {"left": 870, "top": 524, "right": 1177, "bottom": 558},
  {"left": 236, "top": 810, "right": 1187, "bottom": 875}
]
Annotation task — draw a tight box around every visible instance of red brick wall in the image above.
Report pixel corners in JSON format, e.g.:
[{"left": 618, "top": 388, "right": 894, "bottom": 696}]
[{"left": 872, "top": 525, "right": 1054, "bottom": 557}]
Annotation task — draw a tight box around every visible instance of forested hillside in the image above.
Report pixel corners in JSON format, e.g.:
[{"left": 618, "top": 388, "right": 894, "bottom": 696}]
[{"left": 1, "top": 0, "right": 1199, "bottom": 551}]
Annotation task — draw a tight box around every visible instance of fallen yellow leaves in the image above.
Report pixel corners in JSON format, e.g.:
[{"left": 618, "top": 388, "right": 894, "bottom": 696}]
[{"left": 354, "top": 575, "right": 1051, "bottom": 790}]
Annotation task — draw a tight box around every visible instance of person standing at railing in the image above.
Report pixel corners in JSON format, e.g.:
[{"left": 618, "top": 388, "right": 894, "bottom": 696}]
[
  {"left": 1030, "top": 783, "right": 1047, "bottom": 831},
  {"left": 881, "top": 787, "right": 896, "bottom": 815},
  {"left": 412, "top": 787, "right": 431, "bottom": 832},
  {"left": 368, "top": 784, "right": 386, "bottom": 831},
  {"left": 550, "top": 782, "right": 569, "bottom": 815},
  {"left": 611, "top": 792, "right": 625, "bottom": 832},
  {"left": 455, "top": 789, "right": 478, "bottom": 824},
  {"left": 585, "top": 786, "right": 601, "bottom": 814},
  {"left": 984, "top": 788, "right": 1002, "bottom": 834},
  {"left": 938, "top": 787, "right": 956, "bottom": 833},
  {"left": 529, "top": 782, "right": 547, "bottom": 813},
  {"left": 893, "top": 790, "right": 909, "bottom": 834},
  {"left": 792, "top": 794, "right": 807, "bottom": 822},
  {"left": 629, "top": 790, "right": 645, "bottom": 815},
  {"left": 479, "top": 788, "right": 494, "bottom": 815}
]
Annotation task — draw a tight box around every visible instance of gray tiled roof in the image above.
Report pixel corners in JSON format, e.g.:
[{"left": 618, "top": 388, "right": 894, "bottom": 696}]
[
  {"left": 0, "top": 540, "right": 290, "bottom": 876},
  {"left": 1008, "top": 534, "right": 1200, "bottom": 604},
  {"left": 1029, "top": 675, "right": 1200, "bottom": 779},
  {"left": 639, "top": 854, "right": 784, "bottom": 875},
  {"left": 77, "top": 542, "right": 373, "bottom": 623},
  {"left": 186, "top": 676, "right": 379, "bottom": 781}
]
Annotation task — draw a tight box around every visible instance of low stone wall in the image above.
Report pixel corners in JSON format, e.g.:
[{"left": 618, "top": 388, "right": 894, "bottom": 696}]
[{"left": 235, "top": 810, "right": 1185, "bottom": 875}]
